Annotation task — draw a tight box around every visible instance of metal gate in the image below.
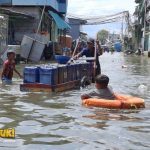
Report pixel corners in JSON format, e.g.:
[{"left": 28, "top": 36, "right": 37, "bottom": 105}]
[{"left": 0, "top": 14, "right": 8, "bottom": 56}]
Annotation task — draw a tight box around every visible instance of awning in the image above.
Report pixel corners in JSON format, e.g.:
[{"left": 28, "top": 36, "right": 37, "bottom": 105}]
[{"left": 48, "top": 11, "right": 71, "bottom": 30}]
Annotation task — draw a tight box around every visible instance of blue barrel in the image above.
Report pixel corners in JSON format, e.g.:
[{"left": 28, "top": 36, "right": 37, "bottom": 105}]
[
  {"left": 23, "top": 67, "right": 39, "bottom": 83},
  {"left": 114, "top": 42, "right": 122, "bottom": 52},
  {"left": 39, "top": 67, "right": 58, "bottom": 85}
]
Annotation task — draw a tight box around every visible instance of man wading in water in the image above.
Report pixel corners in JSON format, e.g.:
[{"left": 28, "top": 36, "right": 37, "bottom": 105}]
[{"left": 74, "top": 38, "right": 103, "bottom": 79}]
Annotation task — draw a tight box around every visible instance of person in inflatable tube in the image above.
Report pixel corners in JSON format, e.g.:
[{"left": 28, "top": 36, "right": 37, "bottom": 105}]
[
  {"left": 1, "top": 50, "right": 22, "bottom": 84},
  {"left": 81, "top": 74, "right": 115, "bottom": 100}
]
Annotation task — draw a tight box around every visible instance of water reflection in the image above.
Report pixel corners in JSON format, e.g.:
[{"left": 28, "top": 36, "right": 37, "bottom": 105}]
[{"left": 0, "top": 53, "right": 150, "bottom": 149}]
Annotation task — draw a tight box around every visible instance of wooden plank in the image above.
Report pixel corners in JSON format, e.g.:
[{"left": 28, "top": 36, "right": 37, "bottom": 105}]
[
  {"left": 20, "top": 83, "right": 52, "bottom": 92},
  {"left": 21, "top": 83, "right": 52, "bottom": 88},
  {"left": 20, "top": 87, "right": 52, "bottom": 92},
  {"left": 53, "top": 80, "right": 80, "bottom": 92},
  {"left": 78, "top": 57, "right": 95, "bottom": 61},
  {"left": 20, "top": 80, "right": 80, "bottom": 93}
]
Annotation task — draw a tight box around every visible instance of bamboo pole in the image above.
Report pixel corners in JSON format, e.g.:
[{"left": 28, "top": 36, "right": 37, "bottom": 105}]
[
  {"left": 67, "top": 38, "right": 80, "bottom": 64},
  {"left": 36, "top": 1, "right": 47, "bottom": 34},
  {"left": 93, "top": 41, "right": 97, "bottom": 79}
]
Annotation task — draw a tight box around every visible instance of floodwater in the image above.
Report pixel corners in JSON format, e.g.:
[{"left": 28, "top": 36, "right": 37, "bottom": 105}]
[{"left": 0, "top": 52, "right": 150, "bottom": 150}]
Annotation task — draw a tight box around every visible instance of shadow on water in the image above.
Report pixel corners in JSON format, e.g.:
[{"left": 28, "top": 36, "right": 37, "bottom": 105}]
[{"left": 0, "top": 52, "right": 150, "bottom": 150}]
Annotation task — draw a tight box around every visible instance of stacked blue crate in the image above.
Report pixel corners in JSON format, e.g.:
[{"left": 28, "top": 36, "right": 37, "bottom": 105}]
[
  {"left": 24, "top": 67, "right": 39, "bottom": 83},
  {"left": 72, "top": 64, "right": 76, "bottom": 81},
  {"left": 75, "top": 63, "right": 81, "bottom": 80},
  {"left": 63, "top": 65, "right": 68, "bottom": 83},
  {"left": 39, "top": 66, "right": 58, "bottom": 85},
  {"left": 67, "top": 65, "right": 72, "bottom": 82},
  {"left": 88, "top": 62, "right": 94, "bottom": 79},
  {"left": 23, "top": 62, "right": 93, "bottom": 86},
  {"left": 78, "top": 63, "right": 87, "bottom": 79},
  {"left": 58, "top": 66, "right": 64, "bottom": 84}
]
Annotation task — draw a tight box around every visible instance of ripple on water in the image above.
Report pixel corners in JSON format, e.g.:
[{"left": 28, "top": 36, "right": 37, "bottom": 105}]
[
  {"left": 13, "top": 101, "right": 44, "bottom": 112},
  {"left": 16, "top": 120, "right": 43, "bottom": 135},
  {"left": 0, "top": 53, "right": 150, "bottom": 150},
  {"left": 0, "top": 117, "right": 14, "bottom": 123}
]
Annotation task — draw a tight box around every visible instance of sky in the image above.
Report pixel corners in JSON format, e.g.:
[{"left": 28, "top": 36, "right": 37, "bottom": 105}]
[{"left": 67, "top": 0, "right": 136, "bottom": 37}]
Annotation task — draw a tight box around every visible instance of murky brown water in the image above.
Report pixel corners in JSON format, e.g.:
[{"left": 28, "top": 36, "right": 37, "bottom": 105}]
[{"left": 0, "top": 52, "right": 150, "bottom": 150}]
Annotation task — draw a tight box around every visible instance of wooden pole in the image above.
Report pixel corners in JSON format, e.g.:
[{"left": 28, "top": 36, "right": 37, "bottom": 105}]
[
  {"left": 67, "top": 38, "right": 80, "bottom": 64},
  {"left": 36, "top": 4, "right": 46, "bottom": 35},
  {"left": 93, "top": 41, "right": 97, "bottom": 79},
  {"left": 93, "top": 34, "right": 98, "bottom": 79},
  {"left": 72, "top": 39, "right": 79, "bottom": 58}
]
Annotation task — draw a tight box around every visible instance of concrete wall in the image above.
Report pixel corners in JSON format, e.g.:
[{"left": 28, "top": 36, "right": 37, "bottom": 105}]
[
  {"left": 0, "top": 0, "right": 67, "bottom": 14},
  {"left": 5, "top": 7, "right": 42, "bottom": 44},
  {"left": 12, "top": 0, "right": 59, "bottom": 11},
  {"left": 59, "top": 3, "right": 67, "bottom": 13},
  {"left": 3, "top": 7, "right": 50, "bottom": 44},
  {"left": 0, "top": 14, "right": 8, "bottom": 52},
  {"left": 1, "top": 6, "right": 68, "bottom": 45}
]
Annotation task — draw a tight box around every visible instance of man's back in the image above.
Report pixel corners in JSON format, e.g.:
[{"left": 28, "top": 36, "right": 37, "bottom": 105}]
[{"left": 81, "top": 86, "right": 115, "bottom": 100}]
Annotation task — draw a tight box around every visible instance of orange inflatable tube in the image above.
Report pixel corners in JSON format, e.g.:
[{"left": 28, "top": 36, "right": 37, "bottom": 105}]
[{"left": 82, "top": 94, "right": 145, "bottom": 109}]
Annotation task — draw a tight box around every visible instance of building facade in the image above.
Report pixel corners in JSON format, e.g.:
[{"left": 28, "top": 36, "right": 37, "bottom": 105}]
[
  {"left": 0, "top": 14, "right": 8, "bottom": 53},
  {"left": 68, "top": 18, "right": 87, "bottom": 40},
  {"left": 133, "top": 0, "right": 150, "bottom": 52},
  {"left": 146, "top": 0, "right": 150, "bottom": 53},
  {"left": 0, "top": 0, "right": 69, "bottom": 45}
]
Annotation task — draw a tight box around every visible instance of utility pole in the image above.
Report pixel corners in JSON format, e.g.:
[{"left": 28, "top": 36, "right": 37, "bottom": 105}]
[
  {"left": 36, "top": 0, "right": 47, "bottom": 34},
  {"left": 121, "top": 15, "right": 124, "bottom": 42},
  {"left": 143, "top": 0, "right": 146, "bottom": 55}
]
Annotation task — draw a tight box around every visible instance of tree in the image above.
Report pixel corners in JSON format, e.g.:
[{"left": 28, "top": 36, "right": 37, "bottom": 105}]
[{"left": 97, "top": 29, "right": 109, "bottom": 45}]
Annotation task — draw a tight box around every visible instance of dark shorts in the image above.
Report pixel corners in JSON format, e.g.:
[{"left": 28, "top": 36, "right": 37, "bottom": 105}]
[
  {"left": 96, "top": 62, "right": 101, "bottom": 76},
  {"left": 2, "top": 77, "right": 12, "bottom": 84}
]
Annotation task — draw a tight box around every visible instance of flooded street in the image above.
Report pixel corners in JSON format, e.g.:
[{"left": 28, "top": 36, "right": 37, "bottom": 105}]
[{"left": 0, "top": 52, "right": 150, "bottom": 150}]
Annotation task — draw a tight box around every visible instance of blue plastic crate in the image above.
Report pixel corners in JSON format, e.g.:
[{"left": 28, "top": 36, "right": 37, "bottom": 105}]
[
  {"left": 58, "top": 65, "right": 68, "bottom": 84},
  {"left": 55, "top": 55, "right": 70, "bottom": 64},
  {"left": 88, "top": 62, "right": 94, "bottom": 78},
  {"left": 67, "top": 64, "right": 76, "bottom": 81},
  {"left": 75, "top": 64, "right": 81, "bottom": 80},
  {"left": 39, "top": 67, "right": 58, "bottom": 85},
  {"left": 63, "top": 66, "right": 68, "bottom": 83},
  {"left": 24, "top": 67, "right": 39, "bottom": 83},
  {"left": 72, "top": 64, "right": 77, "bottom": 81},
  {"left": 58, "top": 66, "right": 64, "bottom": 84},
  {"left": 67, "top": 65, "right": 71, "bottom": 82},
  {"left": 78, "top": 63, "right": 91, "bottom": 79}
]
